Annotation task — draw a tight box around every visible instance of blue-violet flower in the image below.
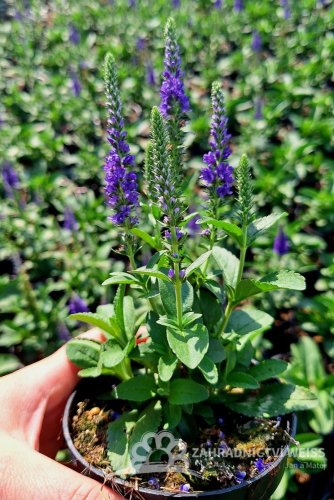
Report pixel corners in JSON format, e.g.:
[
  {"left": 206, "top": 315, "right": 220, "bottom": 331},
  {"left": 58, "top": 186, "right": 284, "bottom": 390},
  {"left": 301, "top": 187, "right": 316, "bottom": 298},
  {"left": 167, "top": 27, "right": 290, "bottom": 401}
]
[
  {"left": 104, "top": 54, "right": 139, "bottom": 226},
  {"left": 201, "top": 82, "right": 234, "bottom": 201}
]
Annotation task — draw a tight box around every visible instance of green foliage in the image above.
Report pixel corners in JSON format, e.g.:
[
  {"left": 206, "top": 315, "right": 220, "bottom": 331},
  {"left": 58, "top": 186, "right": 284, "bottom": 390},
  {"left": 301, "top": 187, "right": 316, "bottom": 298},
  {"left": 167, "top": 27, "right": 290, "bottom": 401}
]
[
  {"left": 1, "top": 3, "right": 333, "bottom": 492},
  {"left": 112, "top": 375, "right": 157, "bottom": 402},
  {"left": 222, "top": 383, "right": 318, "bottom": 417},
  {"left": 169, "top": 379, "right": 209, "bottom": 405},
  {"left": 283, "top": 336, "right": 334, "bottom": 435},
  {"left": 167, "top": 323, "right": 209, "bottom": 369},
  {"left": 226, "top": 308, "right": 274, "bottom": 335}
]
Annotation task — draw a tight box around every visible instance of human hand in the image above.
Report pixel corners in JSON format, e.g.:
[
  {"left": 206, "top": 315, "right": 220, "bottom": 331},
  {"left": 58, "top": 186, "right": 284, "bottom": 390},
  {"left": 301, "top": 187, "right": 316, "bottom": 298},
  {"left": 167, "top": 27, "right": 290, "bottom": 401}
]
[{"left": 0, "top": 329, "right": 123, "bottom": 500}]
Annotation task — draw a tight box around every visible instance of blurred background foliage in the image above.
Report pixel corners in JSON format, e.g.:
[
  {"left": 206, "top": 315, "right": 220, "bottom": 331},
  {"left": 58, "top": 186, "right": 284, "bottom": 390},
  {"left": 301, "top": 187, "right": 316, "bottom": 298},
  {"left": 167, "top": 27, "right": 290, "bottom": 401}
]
[{"left": 0, "top": 0, "right": 333, "bottom": 497}]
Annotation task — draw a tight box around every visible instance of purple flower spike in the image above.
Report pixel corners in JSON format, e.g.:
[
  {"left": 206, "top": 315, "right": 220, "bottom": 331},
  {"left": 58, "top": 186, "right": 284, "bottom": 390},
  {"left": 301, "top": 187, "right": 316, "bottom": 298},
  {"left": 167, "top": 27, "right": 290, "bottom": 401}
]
[
  {"left": 273, "top": 227, "right": 289, "bottom": 256},
  {"left": 255, "top": 97, "right": 263, "bottom": 120},
  {"left": 251, "top": 31, "right": 262, "bottom": 53},
  {"left": 57, "top": 323, "right": 71, "bottom": 342},
  {"left": 234, "top": 0, "right": 243, "bottom": 12},
  {"left": 136, "top": 37, "right": 146, "bottom": 52},
  {"left": 179, "top": 269, "right": 186, "bottom": 279},
  {"left": 280, "top": 0, "right": 291, "bottom": 19},
  {"left": 254, "top": 458, "right": 267, "bottom": 473},
  {"left": 160, "top": 18, "right": 189, "bottom": 119},
  {"left": 146, "top": 62, "right": 156, "bottom": 86},
  {"left": 2, "top": 162, "right": 19, "bottom": 197},
  {"left": 172, "top": 0, "right": 180, "bottom": 7},
  {"left": 68, "top": 294, "right": 90, "bottom": 314},
  {"left": 63, "top": 207, "right": 78, "bottom": 231},
  {"left": 69, "top": 24, "right": 80, "bottom": 45},
  {"left": 201, "top": 82, "right": 234, "bottom": 201},
  {"left": 104, "top": 54, "right": 139, "bottom": 226},
  {"left": 69, "top": 68, "right": 82, "bottom": 97},
  {"left": 213, "top": 0, "right": 223, "bottom": 8}
]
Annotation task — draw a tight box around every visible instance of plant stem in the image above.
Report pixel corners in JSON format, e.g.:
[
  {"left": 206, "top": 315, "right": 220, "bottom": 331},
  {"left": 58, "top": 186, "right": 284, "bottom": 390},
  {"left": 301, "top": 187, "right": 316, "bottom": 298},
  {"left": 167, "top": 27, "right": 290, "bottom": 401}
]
[
  {"left": 125, "top": 229, "right": 136, "bottom": 270},
  {"left": 171, "top": 227, "right": 183, "bottom": 329},
  {"left": 237, "top": 245, "right": 246, "bottom": 284},
  {"left": 128, "top": 251, "right": 136, "bottom": 271},
  {"left": 237, "top": 222, "right": 247, "bottom": 284},
  {"left": 219, "top": 222, "right": 248, "bottom": 336},
  {"left": 219, "top": 300, "right": 233, "bottom": 334}
]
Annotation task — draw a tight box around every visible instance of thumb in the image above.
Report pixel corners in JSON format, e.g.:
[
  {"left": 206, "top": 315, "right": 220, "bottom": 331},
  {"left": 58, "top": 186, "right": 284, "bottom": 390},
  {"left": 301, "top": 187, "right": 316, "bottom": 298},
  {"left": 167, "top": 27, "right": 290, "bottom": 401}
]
[
  {"left": 0, "top": 328, "right": 106, "bottom": 450},
  {"left": 1, "top": 434, "right": 123, "bottom": 500}
]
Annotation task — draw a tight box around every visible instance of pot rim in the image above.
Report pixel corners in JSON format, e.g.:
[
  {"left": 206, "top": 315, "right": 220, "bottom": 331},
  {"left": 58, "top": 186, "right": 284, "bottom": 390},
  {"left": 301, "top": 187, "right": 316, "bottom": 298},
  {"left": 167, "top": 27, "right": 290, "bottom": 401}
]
[{"left": 63, "top": 388, "right": 297, "bottom": 498}]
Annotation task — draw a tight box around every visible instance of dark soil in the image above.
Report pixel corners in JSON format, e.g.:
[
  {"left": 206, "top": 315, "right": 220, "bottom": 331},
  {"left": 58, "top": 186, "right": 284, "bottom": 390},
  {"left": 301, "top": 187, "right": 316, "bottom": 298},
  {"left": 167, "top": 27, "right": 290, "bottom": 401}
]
[{"left": 71, "top": 398, "right": 293, "bottom": 494}]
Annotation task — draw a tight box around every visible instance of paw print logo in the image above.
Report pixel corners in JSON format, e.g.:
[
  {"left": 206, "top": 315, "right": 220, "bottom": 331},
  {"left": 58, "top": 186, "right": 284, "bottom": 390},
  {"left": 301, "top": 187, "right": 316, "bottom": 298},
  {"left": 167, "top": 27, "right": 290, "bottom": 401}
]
[{"left": 130, "top": 431, "right": 189, "bottom": 474}]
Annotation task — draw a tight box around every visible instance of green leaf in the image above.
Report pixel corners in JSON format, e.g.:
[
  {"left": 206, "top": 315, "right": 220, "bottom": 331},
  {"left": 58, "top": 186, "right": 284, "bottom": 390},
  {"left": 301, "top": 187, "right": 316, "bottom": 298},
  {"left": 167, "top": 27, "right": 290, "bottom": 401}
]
[
  {"left": 158, "top": 353, "right": 178, "bottom": 382},
  {"left": 132, "top": 268, "right": 169, "bottom": 281},
  {"left": 112, "top": 374, "right": 156, "bottom": 402},
  {"left": 102, "top": 272, "right": 140, "bottom": 286},
  {"left": 179, "top": 212, "right": 199, "bottom": 227},
  {"left": 258, "top": 271, "right": 306, "bottom": 291},
  {"left": 0, "top": 354, "right": 22, "bottom": 375},
  {"left": 129, "top": 400, "right": 162, "bottom": 451},
  {"left": 68, "top": 313, "right": 117, "bottom": 338},
  {"left": 123, "top": 296, "right": 136, "bottom": 340},
  {"left": 249, "top": 359, "right": 288, "bottom": 381},
  {"left": 236, "top": 339, "right": 255, "bottom": 367},
  {"left": 295, "top": 433, "right": 323, "bottom": 449},
  {"left": 319, "top": 374, "right": 334, "bottom": 390},
  {"left": 96, "top": 304, "right": 114, "bottom": 320},
  {"left": 212, "top": 246, "right": 240, "bottom": 288},
  {"left": 203, "top": 279, "right": 225, "bottom": 301},
  {"left": 224, "top": 383, "right": 318, "bottom": 417},
  {"left": 107, "top": 410, "right": 138, "bottom": 474},
  {"left": 226, "top": 308, "right": 274, "bottom": 335},
  {"left": 169, "top": 379, "right": 209, "bottom": 405},
  {"left": 198, "top": 289, "right": 222, "bottom": 331},
  {"left": 130, "top": 228, "right": 159, "bottom": 249},
  {"left": 207, "top": 338, "right": 226, "bottom": 363},
  {"left": 226, "top": 371, "right": 259, "bottom": 389},
  {"left": 308, "top": 390, "right": 334, "bottom": 435},
  {"left": 146, "top": 312, "right": 169, "bottom": 354},
  {"left": 235, "top": 271, "right": 306, "bottom": 302},
  {"left": 182, "top": 312, "right": 203, "bottom": 327},
  {"left": 247, "top": 213, "right": 287, "bottom": 245},
  {"left": 146, "top": 251, "right": 165, "bottom": 269},
  {"left": 185, "top": 251, "right": 212, "bottom": 277},
  {"left": 159, "top": 280, "right": 194, "bottom": 317},
  {"left": 225, "top": 344, "right": 237, "bottom": 375},
  {"left": 78, "top": 365, "right": 102, "bottom": 378},
  {"left": 198, "top": 356, "right": 219, "bottom": 385},
  {"left": 201, "top": 219, "right": 243, "bottom": 246},
  {"left": 299, "top": 337, "right": 325, "bottom": 386},
  {"left": 163, "top": 403, "right": 182, "bottom": 430},
  {"left": 66, "top": 339, "right": 101, "bottom": 369},
  {"left": 102, "top": 342, "right": 126, "bottom": 368},
  {"left": 167, "top": 323, "right": 209, "bottom": 369},
  {"left": 114, "top": 285, "right": 126, "bottom": 333}
]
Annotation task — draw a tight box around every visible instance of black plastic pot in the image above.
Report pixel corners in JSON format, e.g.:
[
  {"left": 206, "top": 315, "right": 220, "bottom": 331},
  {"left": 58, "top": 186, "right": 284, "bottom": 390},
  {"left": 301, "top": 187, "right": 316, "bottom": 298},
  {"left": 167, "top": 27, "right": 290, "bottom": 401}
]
[{"left": 63, "top": 383, "right": 297, "bottom": 500}]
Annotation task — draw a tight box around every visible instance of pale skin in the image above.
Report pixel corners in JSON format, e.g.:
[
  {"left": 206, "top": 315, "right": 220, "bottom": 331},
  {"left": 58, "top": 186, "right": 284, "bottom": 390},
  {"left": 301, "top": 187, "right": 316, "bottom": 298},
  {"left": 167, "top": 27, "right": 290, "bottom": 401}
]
[{"left": 0, "top": 329, "right": 123, "bottom": 500}]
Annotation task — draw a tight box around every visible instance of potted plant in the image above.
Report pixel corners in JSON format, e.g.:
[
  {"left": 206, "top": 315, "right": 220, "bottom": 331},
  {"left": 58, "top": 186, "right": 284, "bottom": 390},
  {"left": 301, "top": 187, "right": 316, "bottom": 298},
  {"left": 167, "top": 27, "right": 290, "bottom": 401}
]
[{"left": 63, "top": 18, "right": 317, "bottom": 499}]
